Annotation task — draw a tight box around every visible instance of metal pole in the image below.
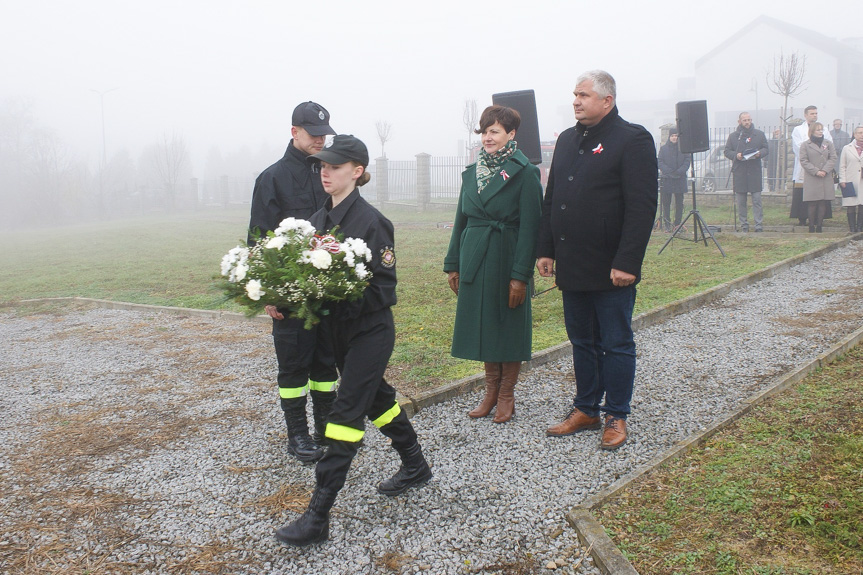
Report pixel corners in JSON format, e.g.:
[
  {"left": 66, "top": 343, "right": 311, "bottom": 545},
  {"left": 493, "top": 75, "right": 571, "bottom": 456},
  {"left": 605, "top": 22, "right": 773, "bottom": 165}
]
[{"left": 90, "top": 88, "right": 118, "bottom": 216}]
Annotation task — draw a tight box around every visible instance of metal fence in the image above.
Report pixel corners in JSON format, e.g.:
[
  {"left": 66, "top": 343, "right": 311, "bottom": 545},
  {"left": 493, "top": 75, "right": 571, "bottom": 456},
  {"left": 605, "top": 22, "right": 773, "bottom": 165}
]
[
  {"left": 685, "top": 124, "right": 791, "bottom": 194},
  {"left": 209, "top": 120, "right": 854, "bottom": 209}
]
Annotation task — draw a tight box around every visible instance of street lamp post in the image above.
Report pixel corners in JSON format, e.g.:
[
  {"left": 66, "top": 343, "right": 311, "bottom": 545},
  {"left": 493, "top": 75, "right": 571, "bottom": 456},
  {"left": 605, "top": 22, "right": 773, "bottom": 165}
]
[{"left": 90, "top": 87, "right": 118, "bottom": 215}]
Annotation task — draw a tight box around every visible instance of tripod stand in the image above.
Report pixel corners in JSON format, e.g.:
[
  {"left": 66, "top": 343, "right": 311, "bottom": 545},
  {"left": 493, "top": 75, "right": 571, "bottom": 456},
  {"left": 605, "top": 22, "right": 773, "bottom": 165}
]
[{"left": 658, "top": 162, "right": 725, "bottom": 256}]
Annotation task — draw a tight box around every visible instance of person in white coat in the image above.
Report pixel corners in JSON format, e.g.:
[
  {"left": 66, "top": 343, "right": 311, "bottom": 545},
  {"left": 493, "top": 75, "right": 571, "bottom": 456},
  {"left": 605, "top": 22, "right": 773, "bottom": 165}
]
[{"left": 838, "top": 126, "right": 863, "bottom": 233}]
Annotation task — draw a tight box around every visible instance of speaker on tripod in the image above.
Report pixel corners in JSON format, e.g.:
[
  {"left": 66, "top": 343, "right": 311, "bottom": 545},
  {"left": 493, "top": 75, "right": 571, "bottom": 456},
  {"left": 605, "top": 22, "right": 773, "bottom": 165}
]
[{"left": 658, "top": 100, "right": 725, "bottom": 256}]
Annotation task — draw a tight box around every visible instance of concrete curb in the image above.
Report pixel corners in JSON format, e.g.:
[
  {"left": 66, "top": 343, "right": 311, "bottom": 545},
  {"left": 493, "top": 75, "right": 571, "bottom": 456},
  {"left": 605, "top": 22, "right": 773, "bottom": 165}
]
[{"left": 565, "top": 323, "right": 863, "bottom": 575}]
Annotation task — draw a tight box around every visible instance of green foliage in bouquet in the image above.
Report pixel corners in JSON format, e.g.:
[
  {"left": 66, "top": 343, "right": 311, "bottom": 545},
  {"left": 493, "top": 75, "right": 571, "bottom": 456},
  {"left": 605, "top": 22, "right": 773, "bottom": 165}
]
[{"left": 219, "top": 217, "right": 372, "bottom": 329}]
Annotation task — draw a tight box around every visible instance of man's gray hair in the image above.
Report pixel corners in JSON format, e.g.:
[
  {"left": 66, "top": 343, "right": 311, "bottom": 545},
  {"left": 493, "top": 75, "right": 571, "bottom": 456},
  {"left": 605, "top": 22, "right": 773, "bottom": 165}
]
[{"left": 577, "top": 70, "right": 616, "bottom": 100}]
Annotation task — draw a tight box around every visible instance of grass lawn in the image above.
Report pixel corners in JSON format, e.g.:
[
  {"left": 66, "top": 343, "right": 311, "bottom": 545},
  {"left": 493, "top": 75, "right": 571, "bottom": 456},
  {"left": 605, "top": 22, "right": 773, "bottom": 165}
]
[
  {"left": 596, "top": 345, "right": 863, "bottom": 575},
  {"left": 0, "top": 203, "right": 839, "bottom": 392}
]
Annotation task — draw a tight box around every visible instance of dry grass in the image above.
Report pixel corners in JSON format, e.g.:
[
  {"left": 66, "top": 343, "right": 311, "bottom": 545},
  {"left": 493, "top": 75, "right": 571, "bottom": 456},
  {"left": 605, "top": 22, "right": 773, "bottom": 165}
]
[
  {"left": 597, "top": 346, "right": 863, "bottom": 575},
  {"left": 250, "top": 483, "right": 313, "bottom": 517}
]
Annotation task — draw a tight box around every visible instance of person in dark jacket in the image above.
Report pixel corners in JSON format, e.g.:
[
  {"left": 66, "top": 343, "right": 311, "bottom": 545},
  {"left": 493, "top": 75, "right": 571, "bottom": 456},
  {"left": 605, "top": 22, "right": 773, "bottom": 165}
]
[
  {"left": 247, "top": 101, "right": 338, "bottom": 464},
  {"left": 537, "top": 70, "right": 657, "bottom": 451},
  {"left": 443, "top": 105, "right": 543, "bottom": 424},
  {"left": 275, "top": 135, "right": 431, "bottom": 547},
  {"left": 657, "top": 127, "right": 691, "bottom": 232},
  {"left": 723, "top": 112, "right": 769, "bottom": 232}
]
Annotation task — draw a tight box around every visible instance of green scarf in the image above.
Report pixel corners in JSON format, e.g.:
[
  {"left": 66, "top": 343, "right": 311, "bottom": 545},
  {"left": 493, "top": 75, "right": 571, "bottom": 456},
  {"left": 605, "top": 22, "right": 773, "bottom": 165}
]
[{"left": 475, "top": 140, "right": 517, "bottom": 193}]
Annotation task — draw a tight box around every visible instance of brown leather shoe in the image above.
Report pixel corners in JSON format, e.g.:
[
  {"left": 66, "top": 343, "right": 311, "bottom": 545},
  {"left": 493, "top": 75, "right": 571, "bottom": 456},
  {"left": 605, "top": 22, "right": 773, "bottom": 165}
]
[
  {"left": 546, "top": 408, "right": 601, "bottom": 436},
  {"left": 600, "top": 416, "right": 627, "bottom": 450}
]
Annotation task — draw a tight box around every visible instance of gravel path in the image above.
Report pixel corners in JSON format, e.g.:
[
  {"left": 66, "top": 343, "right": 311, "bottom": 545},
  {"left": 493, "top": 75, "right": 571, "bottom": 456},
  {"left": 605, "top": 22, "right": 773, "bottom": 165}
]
[{"left": 2, "top": 240, "right": 862, "bottom": 575}]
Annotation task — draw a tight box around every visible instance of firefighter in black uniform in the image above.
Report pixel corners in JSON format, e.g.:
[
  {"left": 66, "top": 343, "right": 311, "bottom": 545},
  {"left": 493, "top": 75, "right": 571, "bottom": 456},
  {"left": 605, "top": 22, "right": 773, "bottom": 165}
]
[
  {"left": 248, "top": 101, "right": 339, "bottom": 464},
  {"left": 275, "top": 135, "right": 432, "bottom": 547}
]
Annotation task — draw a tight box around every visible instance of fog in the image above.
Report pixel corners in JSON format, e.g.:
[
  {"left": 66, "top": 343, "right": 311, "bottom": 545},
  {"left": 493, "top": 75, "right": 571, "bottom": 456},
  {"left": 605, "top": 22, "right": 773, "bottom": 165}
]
[{"left": 1, "top": 0, "right": 860, "bottom": 226}]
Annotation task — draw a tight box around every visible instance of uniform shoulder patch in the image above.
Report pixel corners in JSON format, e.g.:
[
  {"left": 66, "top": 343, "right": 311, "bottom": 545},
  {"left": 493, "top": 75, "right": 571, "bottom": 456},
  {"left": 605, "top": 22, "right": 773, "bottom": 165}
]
[{"left": 379, "top": 246, "right": 396, "bottom": 269}]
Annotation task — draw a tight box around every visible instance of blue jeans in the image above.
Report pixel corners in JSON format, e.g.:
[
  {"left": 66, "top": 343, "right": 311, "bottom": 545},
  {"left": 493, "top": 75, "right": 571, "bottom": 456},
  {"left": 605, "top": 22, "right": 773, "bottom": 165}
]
[{"left": 561, "top": 287, "right": 637, "bottom": 419}]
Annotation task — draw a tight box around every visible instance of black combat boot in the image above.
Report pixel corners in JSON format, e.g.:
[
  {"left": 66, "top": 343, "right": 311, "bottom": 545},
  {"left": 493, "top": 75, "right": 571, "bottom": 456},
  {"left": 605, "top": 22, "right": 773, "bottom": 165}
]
[
  {"left": 310, "top": 390, "right": 336, "bottom": 446},
  {"left": 275, "top": 486, "right": 338, "bottom": 546},
  {"left": 377, "top": 442, "right": 432, "bottom": 496},
  {"left": 283, "top": 398, "right": 323, "bottom": 463}
]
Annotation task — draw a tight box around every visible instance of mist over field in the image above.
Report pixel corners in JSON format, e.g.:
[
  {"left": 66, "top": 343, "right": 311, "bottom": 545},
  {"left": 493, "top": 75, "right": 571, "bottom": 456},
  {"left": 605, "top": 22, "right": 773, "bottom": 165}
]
[{"left": 2, "top": 0, "right": 861, "bottom": 230}]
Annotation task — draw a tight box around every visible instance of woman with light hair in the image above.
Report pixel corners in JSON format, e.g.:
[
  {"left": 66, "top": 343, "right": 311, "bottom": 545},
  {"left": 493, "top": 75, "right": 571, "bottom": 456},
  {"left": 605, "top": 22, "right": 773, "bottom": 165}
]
[
  {"left": 799, "top": 122, "right": 838, "bottom": 232},
  {"left": 838, "top": 125, "right": 863, "bottom": 233}
]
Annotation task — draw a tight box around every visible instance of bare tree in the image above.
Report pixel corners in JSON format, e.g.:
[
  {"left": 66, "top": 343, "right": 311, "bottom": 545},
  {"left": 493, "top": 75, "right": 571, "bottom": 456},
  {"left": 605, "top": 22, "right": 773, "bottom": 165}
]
[
  {"left": 149, "top": 132, "right": 189, "bottom": 210},
  {"left": 766, "top": 50, "right": 807, "bottom": 133},
  {"left": 375, "top": 120, "right": 392, "bottom": 158},
  {"left": 766, "top": 50, "right": 807, "bottom": 190},
  {"left": 462, "top": 99, "right": 478, "bottom": 158}
]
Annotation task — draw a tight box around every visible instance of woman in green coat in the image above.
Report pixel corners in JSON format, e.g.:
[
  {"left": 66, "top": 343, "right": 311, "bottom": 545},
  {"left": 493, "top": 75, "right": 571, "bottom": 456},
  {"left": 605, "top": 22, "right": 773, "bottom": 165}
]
[{"left": 444, "top": 105, "right": 543, "bottom": 423}]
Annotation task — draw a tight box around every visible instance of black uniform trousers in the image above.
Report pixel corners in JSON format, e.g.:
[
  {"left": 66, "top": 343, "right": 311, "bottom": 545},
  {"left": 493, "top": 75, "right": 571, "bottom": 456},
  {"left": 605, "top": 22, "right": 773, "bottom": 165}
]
[
  {"left": 315, "top": 307, "right": 417, "bottom": 492},
  {"left": 272, "top": 314, "right": 338, "bottom": 409}
]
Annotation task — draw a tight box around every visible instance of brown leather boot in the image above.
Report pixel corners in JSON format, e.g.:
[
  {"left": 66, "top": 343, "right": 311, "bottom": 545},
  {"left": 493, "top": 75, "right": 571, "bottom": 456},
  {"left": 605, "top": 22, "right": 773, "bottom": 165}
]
[
  {"left": 546, "top": 407, "right": 601, "bottom": 436},
  {"left": 600, "top": 416, "right": 627, "bottom": 450},
  {"left": 492, "top": 362, "right": 520, "bottom": 423},
  {"left": 468, "top": 362, "right": 502, "bottom": 418}
]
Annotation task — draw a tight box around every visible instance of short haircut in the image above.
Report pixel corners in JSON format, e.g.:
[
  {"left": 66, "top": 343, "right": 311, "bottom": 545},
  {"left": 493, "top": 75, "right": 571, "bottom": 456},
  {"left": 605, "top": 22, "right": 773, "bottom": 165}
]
[
  {"left": 808, "top": 122, "right": 823, "bottom": 137},
  {"left": 804, "top": 105, "right": 818, "bottom": 114},
  {"left": 475, "top": 105, "right": 521, "bottom": 135},
  {"left": 739, "top": 111, "right": 751, "bottom": 120},
  {"left": 577, "top": 70, "right": 616, "bottom": 100}
]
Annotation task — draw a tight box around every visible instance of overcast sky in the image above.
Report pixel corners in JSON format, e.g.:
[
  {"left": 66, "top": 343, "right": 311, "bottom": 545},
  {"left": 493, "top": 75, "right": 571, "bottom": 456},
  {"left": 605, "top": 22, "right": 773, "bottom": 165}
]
[{"left": 2, "top": 0, "right": 861, "bottom": 175}]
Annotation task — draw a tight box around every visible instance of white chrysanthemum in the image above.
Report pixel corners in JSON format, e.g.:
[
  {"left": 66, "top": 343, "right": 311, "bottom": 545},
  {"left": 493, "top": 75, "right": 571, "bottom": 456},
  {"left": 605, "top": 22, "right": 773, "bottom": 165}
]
[
  {"left": 220, "top": 254, "right": 234, "bottom": 277},
  {"left": 234, "top": 263, "right": 248, "bottom": 281},
  {"left": 245, "top": 279, "right": 265, "bottom": 300},
  {"left": 343, "top": 250, "right": 355, "bottom": 267},
  {"left": 276, "top": 217, "right": 316, "bottom": 237},
  {"left": 221, "top": 246, "right": 248, "bottom": 278},
  {"left": 354, "top": 262, "right": 369, "bottom": 280},
  {"left": 344, "top": 237, "right": 372, "bottom": 262},
  {"left": 309, "top": 249, "right": 332, "bottom": 270},
  {"left": 299, "top": 250, "right": 314, "bottom": 264},
  {"left": 265, "top": 235, "right": 288, "bottom": 249}
]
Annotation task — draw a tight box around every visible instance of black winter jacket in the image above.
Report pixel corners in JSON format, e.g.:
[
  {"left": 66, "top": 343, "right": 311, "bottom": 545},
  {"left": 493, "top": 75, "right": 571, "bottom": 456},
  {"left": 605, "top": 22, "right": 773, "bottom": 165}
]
[
  {"left": 658, "top": 140, "right": 691, "bottom": 195},
  {"left": 536, "top": 106, "right": 658, "bottom": 291},
  {"left": 247, "top": 141, "right": 328, "bottom": 244}
]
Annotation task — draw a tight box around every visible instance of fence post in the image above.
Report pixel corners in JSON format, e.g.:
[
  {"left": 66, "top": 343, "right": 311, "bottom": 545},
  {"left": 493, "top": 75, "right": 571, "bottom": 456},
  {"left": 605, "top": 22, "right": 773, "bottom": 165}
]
[
  {"left": 375, "top": 157, "right": 389, "bottom": 207},
  {"left": 375, "top": 156, "right": 390, "bottom": 207},
  {"left": 416, "top": 153, "right": 431, "bottom": 211}
]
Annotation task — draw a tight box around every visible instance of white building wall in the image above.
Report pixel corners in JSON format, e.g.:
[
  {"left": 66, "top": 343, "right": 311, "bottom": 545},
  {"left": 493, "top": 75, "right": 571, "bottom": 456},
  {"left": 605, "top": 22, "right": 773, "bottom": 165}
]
[{"left": 696, "top": 22, "right": 844, "bottom": 129}]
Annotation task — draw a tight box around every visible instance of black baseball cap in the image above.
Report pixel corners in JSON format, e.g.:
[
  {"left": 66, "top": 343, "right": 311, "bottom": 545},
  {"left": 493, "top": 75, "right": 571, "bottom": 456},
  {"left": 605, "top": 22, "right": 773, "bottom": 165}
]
[
  {"left": 291, "top": 101, "right": 336, "bottom": 136},
  {"left": 310, "top": 134, "right": 369, "bottom": 167}
]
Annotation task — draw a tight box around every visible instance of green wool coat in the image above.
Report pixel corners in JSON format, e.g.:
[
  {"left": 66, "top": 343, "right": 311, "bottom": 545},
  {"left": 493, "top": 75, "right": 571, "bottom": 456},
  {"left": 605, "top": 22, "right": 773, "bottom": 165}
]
[{"left": 443, "top": 149, "right": 543, "bottom": 362}]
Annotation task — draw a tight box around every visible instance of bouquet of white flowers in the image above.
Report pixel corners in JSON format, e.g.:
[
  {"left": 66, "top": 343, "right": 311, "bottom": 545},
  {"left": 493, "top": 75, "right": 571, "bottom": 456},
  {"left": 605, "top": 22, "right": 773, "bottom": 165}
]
[{"left": 220, "top": 217, "right": 372, "bottom": 329}]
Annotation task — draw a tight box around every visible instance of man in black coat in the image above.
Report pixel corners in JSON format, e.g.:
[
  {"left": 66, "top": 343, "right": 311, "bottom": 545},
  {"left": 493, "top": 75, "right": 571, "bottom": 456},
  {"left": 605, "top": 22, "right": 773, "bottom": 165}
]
[
  {"left": 537, "top": 70, "right": 657, "bottom": 451},
  {"left": 657, "top": 127, "right": 691, "bottom": 232},
  {"left": 724, "top": 112, "right": 768, "bottom": 232},
  {"left": 248, "top": 101, "right": 339, "bottom": 464}
]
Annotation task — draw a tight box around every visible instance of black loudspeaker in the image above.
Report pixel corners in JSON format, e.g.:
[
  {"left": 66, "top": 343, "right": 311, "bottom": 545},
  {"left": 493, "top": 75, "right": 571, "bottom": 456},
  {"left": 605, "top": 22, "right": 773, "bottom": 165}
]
[
  {"left": 492, "top": 89, "right": 542, "bottom": 165},
  {"left": 676, "top": 100, "right": 710, "bottom": 154}
]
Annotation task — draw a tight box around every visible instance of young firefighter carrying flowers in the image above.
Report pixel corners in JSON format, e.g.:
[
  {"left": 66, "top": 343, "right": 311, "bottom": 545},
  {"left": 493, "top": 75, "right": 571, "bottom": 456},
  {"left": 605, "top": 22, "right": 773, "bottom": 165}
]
[{"left": 275, "top": 134, "right": 431, "bottom": 546}]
